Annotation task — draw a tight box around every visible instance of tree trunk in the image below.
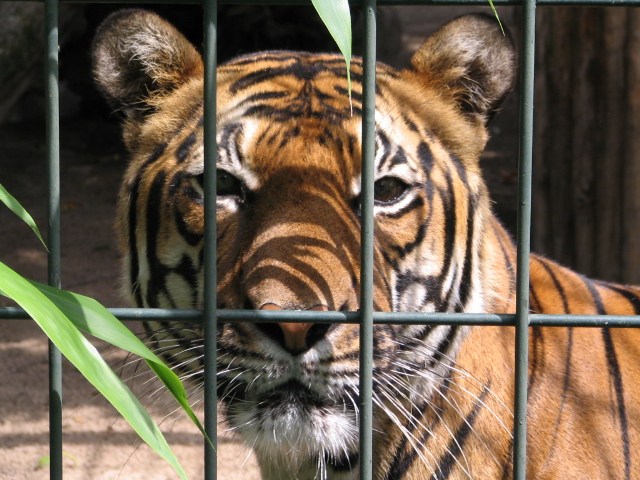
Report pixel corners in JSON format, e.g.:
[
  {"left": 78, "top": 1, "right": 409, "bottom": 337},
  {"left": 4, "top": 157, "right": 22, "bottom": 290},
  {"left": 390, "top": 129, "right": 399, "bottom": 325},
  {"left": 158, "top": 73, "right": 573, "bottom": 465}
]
[{"left": 533, "top": 8, "right": 640, "bottom": 284}]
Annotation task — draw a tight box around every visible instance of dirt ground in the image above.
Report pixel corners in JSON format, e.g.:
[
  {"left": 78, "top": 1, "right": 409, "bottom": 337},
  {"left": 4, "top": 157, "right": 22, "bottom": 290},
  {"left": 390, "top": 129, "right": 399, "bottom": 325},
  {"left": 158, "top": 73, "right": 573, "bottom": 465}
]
[{"left": 0, "top": 5, "right": 518, "bottom": 480}]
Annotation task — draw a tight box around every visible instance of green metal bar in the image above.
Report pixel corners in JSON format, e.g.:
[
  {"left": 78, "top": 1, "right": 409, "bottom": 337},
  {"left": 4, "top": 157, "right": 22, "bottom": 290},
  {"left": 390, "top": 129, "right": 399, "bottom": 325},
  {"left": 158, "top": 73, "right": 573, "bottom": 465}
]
[
  {"left": 514, "top": 0, "right": 536, "bottom": 477},
  {"left": 3, "top": 307, "right": 640, "bottom": 327},
  {"left": 44, "top": 0, "right": 63, "bottom": 478},
  {"left": 7, "top": 0, "right": 640, "bottom": 5},
  {"left": 203, "top": 0, "right": 218, "bottom": 478},
  {"left": 359, "top": 1, "right": 376, "bottom": 479}
]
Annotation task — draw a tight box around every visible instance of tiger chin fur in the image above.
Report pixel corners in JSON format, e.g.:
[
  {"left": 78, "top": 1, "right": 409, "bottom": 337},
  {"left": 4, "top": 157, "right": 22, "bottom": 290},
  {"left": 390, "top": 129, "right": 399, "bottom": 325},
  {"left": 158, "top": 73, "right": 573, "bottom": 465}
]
[{"left": 92, "top": 9, "right": 640, "bottom": 480}]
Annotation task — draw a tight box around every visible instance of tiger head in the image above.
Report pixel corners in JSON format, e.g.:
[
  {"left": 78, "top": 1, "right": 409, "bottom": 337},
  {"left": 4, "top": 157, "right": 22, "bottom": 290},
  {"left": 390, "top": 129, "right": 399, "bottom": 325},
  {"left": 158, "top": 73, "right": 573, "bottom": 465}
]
[{"left": 93, "top": 10, "right": 516, "bottom": 479}]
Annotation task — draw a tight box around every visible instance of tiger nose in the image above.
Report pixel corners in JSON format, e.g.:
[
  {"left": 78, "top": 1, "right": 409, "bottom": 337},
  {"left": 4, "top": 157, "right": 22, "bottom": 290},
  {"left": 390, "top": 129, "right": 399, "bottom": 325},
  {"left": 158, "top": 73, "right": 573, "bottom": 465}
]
[{"left": 260, "top": 303, "right": 330, "bottom": 354}]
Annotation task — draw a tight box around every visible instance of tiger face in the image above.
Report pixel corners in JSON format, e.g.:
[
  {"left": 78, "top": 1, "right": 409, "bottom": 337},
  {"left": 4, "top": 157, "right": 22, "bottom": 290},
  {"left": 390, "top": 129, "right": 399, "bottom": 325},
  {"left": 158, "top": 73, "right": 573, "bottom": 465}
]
[{"left": 92, "top": 10, "right": 523, "bottom": 479}]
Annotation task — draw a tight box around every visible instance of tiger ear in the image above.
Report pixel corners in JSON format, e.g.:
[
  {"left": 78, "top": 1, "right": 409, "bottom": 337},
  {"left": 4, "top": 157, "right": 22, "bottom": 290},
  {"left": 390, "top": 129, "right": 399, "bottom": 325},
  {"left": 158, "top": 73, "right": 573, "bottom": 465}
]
[
  {"left": 410, "top": 14, "right": 516, "bottom": 123},
  {"left": 91, "top": 9, "right": 203, "bottom": 115}
]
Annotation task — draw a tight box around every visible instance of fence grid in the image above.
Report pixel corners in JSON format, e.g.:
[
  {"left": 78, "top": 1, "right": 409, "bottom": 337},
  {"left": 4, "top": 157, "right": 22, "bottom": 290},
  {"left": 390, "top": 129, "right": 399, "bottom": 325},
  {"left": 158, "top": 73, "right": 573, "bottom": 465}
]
[{"left": 1, "top": 1, "right": 639, "bottom": 480}]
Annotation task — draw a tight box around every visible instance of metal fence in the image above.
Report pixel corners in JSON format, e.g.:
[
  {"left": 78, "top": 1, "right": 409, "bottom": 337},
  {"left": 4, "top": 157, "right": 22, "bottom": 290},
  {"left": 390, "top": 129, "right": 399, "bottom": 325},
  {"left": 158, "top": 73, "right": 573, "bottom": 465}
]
[{"left": 1, "top": 1, "right": 640, "bottom": 480}]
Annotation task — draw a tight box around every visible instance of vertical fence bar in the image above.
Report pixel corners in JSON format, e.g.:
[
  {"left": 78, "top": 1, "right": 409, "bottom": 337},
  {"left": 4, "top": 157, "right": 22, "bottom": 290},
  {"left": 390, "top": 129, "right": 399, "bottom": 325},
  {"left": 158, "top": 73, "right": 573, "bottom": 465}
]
[
  {"left": 513, "top": 0, "right": 536, "bottom": 478},
  {"left": 44, "top": 0, "right": 63, "bottom": 478},
  {"left": 359, "top": 1, "right": 376, "bottom": 479},
  {"left": 203, "top": 0, "right": 218, "bottom": 479}
]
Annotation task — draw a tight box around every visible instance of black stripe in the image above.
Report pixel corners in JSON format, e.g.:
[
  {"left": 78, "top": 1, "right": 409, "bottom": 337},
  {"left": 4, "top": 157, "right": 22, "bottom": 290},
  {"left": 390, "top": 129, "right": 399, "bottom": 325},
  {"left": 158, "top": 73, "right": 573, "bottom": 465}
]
[
  {"left": 537, "top": 258, "right": 570, "bottom": 313},
  {"left": 145, "top": 170, "right": 168, "bottom": 308},
  {"left": 347, "top": 134, "right": 357, "bottom": 158},
  {"left": 334, "top": 86, "right": 363, "bottom": 104},
  {"left": 230, "top": 66, "right": 301, "bottom": 93},
  {"left": 174, "top": 254, "right": 199, "bottom": 307},
  {"left": 379, "top": 218, "right": 423, "bottom": 264},
  {"left": 374, "top": 261, "right": 394, "bottom": 306},
  {"left": 238, "top": 90, "right": 290, "bottom": 106},
  {"left": 144, "top": 142, "right": 168, "bottom": 169},
  {"left": 402, "top": 113, "right": 420, "bottom": 133},
  {"left": 601, "top": 328, "right": 632, "bottom": 480},
  {"left": 395, "top": 272, "right": 444, "bottom": 311},
  {"left": 384, "top": 436, "right": 417, "bottom": 480},
  {"left": 431, "top": 386, "right": 489, "bottom": 480},
  {"left": 456, "top": 198, "right": 476, "bottom": 312},
  {"left": 225, "top": 52, "right": 310, "bottom": 66},
  {"left": 128, "top": 178, "right": 143, "bottom": 306},
  {"left": 242, "top": 103, "right": 355, "bottom": 124},
  {"left": 230, "top": 58, "right": 362, "bottom": 94},
  {"left": 384, "top": 195, "right": 425, "bottom": 221},
  {"left": 449, "top": 154, "right": 468, "bottom": 186},
  {"left": 582, "top": 277, "right": 632, "bottom": 479},
  {"left": 376, "top": 132, "right": 393, "bottom": 171},
  {"left": 438, "top": 171, "right": 458, "bottom": 312},
  {"left": 595, "top": 281, "right": 640, "bottom": 314},
  {"left": 389, "top": 148, "right": 410, "bottom": 169},
  {"left": 543, "top": 327, "right": 573, "bottom": 466},
  {"left": 225, "top": 52, "right": 364, "bottom": 69},
  {"left": 168, "top": 171, "right": 184, "bottom": 197},
  {"left": 581, "top": 275, "right": 605, "bottom": 315},
  {"left": 218, "top": 123, "right": 244, "bottom": 159},
  {"left": 499, "top": 440, "right": 514, "bottom": 480},
  {"left": 174, "top": 210, "right": 203, "bottom": 247},
  {"left": 528, "top": 327, "right": 543, "bottom": 391},
  {"left": 176, "top": 131, "right": 197, "bottom": 163},
  {"left": 431, "top": 326, "right": 459, "bottom": 366},
  {"left": 385, "top": 400, "right": 438, "bottom": 480},
  {"left": 417, "top": 141, "right": 434, "bottom": 173},
  {"left": 491, "top": 221, "right": 516, "bottom": 294},
  {"left": 529, "top": 282, "right": 542, "bottom": 313}
]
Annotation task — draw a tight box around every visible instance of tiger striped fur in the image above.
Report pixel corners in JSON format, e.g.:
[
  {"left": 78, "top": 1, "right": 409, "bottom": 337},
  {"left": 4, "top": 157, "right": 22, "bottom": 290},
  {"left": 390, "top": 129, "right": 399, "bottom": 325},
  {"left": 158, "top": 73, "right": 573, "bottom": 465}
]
[{"left": 92, "top": 9, "right": 640, "bottom": 480}]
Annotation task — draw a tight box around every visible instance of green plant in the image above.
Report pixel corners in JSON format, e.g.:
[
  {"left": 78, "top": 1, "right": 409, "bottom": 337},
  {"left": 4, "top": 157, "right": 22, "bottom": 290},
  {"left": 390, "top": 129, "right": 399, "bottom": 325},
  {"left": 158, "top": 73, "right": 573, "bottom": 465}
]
[{"left": 0, "top": 182, "right": 208, "bottom": 480}]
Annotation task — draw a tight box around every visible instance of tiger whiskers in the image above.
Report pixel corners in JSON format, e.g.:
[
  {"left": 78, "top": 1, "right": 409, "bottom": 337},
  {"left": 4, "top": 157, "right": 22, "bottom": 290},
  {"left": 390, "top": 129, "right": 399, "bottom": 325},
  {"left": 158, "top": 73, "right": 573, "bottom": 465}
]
[
  {"left": 388, "top": 336, "right": 513, "bottom": 417},
  {"left": 375, "top": 371, "right": 476, "bottom": 479},
  {"left": 371, "top": 382, "right": 443, "bottom": 479}
]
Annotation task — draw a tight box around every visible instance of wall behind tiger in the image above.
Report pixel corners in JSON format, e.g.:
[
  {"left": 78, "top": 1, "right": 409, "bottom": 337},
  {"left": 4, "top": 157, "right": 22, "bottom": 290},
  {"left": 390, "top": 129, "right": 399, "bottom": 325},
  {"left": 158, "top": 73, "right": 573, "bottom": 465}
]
[{"left": 0, "top": 4, "right": 518, "bottom": 479}]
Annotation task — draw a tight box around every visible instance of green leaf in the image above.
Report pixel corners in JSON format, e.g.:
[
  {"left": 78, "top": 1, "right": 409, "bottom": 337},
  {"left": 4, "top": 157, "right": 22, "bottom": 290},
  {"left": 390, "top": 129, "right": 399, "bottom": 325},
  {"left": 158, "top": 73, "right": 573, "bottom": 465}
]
[
  {"left": 0, "top": 183, "right": 47, "bottom": 251},
  {"left": 312, "top": 0, "right": 352, "bottom": 99},
  {"left": 29, "top": 279, "right": 213, "bottom": 449},
  {"left": 36, "top": 452, "right": 78, "bottom": 470},
  {"left": 0, "top": 262, "right": 188, "bottom": 480},
  {"left": 488, "top": 1, "right": 504, "bottom": 35}
]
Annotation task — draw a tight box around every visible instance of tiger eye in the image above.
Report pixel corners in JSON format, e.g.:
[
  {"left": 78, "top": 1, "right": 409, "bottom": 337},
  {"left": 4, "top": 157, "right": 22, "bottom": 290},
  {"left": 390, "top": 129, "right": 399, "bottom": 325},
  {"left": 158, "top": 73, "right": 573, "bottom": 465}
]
[
  {"left": 374, "top": 177, "right": 408, "bottom": 204},
  {"left": 217, "top": 169, "right": 243, "bottom": 197}
]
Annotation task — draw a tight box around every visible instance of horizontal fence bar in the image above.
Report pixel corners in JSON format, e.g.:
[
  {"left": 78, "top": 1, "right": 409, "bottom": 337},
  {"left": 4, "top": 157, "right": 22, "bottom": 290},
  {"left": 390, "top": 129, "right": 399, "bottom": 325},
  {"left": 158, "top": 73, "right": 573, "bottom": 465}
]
[
  {"left": 2, "top": 307, "right": 640, "bottom": 327},
  {"left": 5, "top": 0, "right": 640, "bottom": 6}
]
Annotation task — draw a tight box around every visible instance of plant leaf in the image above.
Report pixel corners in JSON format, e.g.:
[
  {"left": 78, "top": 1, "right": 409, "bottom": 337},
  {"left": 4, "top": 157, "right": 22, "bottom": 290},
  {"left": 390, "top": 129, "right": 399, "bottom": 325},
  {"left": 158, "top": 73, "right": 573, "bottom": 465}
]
[
  {"left": 29, "top": 279, "right": 213, "bottom": 449},
  {"left": 0, "top": 183, "right": 47, "bottom": 251},
  {"left": 312, "top": 0, "right": 352, "bottom": 99},
  {"left": 488, "top": 1, "right": 505, "bottom": 34},
  {"left": 0, "top": 262, "right": 188, "bottom": 480}
]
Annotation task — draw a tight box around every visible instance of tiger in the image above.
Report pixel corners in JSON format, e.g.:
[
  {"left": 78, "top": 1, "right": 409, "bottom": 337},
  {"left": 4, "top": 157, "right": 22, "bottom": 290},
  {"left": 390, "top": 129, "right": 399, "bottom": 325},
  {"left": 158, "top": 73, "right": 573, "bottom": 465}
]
[{"left": 91, "top": 9, "right": 640, "bottom": 480}]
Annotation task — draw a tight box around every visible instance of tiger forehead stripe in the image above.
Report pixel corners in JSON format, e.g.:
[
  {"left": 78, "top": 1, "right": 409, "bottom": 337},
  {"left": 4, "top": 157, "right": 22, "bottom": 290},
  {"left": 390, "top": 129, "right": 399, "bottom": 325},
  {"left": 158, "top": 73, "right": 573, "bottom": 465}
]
[
  {"left": 218, "top": 123, "right": 243, "bottom": 166},
  {"left": 227, "top": 53, "right": 364, "bottom": 87}
]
